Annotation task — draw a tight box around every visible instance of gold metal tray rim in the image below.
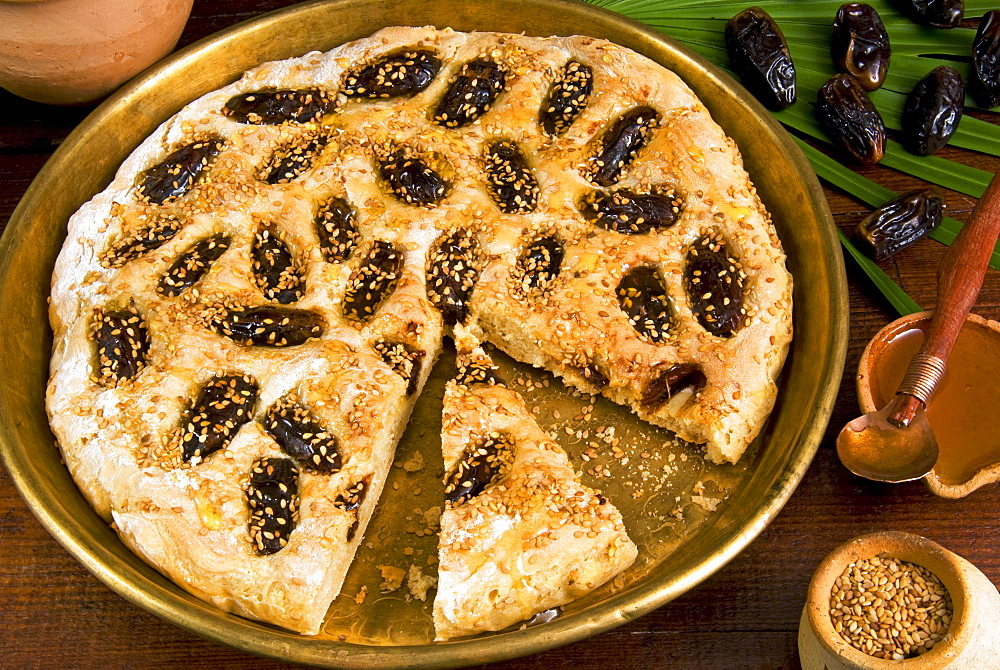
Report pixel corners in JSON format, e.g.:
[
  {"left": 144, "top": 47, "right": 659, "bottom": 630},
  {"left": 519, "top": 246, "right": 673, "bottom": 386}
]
[{"left": 0, "top": 0, "right": 848, "bottom": 666}]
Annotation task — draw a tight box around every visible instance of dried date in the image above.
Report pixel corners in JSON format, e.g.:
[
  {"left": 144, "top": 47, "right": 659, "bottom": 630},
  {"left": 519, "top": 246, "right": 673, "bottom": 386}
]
[
  {"left": 252, "top": 224, "right": 303, "bottom": 304},
  {"left": 856, "top": 189, "right": 943, "bottom": 260},
  {"left": 261, "top": 135, "right": 327, "bottom": 184},
  {"left": 157, "top": 234, "right": 230, "bottom": 297},
  {"left": 379, "top": 149, "right": 448, "bottom": 206},
  {"left": 334, "top": 476, "right": 370, "bottom": 541},
  {"left": 342, "top": 240, "right": 403, "bottom": 323},
  {"left": 93, "top": 307, "right": 148, "bottom": 386},
  {"left": 373, "top": 339, "right": 425, "bottom": 395},
  {"left": 685, "top": 234, "right": 746, "bottom": 338},
  {"left": 101, "top": 215, "right": 183, "bottom": 268},
  {"left": 180, "top": 374, "right": 258, "bottom": 462},
  {"left": 973, "top": 10, "right": 1000, "bottom": 109},
  {"left": 816, "top": 73, "right": 886, "bottom": 165},
  {"left": 588, "top": 106, "right": 659, "bottom": 187},
  {"left": 540, "top": 61, "right": 593, "bottom": 136},
  {"left": 342, "top": 49, "right": 441, "bottom": 98},
  {"left": 137, "top": 137, "right": 222, "bottom": 204},
  {"left": 577, "top": 362, "right": 609, "bottom": 391},
  {"left": 617, "top": 266, "right": 673, "bottom": 344},
  {"left": 898, "top": 0, "right": 964, "bottom": 29},
  {"left": 211, "top": 306, "right": 325, "bottom": 347},
  {"left": 902, "top": 66, "right": 964, "bottom": 156},
  {"left": 516, "top": 235, "right": 564, "bottom": 292},
  {"left": 484, "top": 140, "right": 539, "bottom": 214},
  {"left": 832, "top": 3, "right": 890, "bottom": 91},
  {"left": 246, "top": 457, "right": 299, "bottom": 555},
  {"left": 640, "top": 364, "right": 706, "bottom": 410},
  {"left": 725, "top": 7, "right": 796, "bottom": 110},
  {"left": 315, "top": 197, "right": 359, "bottom": 263},
  {"left": 334, "top": 477, "right": 369, "bottom": 513},
  {"left": 444, "top": 432, "right": 516, "bottom": 507},
  {"left": 433, "top": 59, "right": 506, "bottom": 128},
  {"left": 426, "top": 229, "right": 481, "bottom": 326},
  {"left": 263, "top": 397, "right": 342, "bottom": 473},
  {"left": 580, "top": 189, "right": 682, "bottom": 235},
  {"left": 223, "top": 88, "right": 331, "bottom": 124}
]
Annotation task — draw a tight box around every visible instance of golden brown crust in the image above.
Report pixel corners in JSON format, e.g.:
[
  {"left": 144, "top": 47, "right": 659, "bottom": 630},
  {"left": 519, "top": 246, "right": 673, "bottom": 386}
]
[{"left": 47, "top": 26, "right": 790, "bottom": 635}]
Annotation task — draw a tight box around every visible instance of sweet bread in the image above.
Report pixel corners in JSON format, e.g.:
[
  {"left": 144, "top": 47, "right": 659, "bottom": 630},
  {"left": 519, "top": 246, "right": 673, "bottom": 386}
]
[{"left": 47, "top": 25, "right": 791, "bottom": 636}]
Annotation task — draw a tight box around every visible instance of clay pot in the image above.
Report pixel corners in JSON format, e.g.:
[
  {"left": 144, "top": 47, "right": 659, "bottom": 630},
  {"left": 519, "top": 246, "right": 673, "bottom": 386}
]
[
  {"left": 0, "top": 0, "right": 194, "bottom": 105},
  {"left": 799, "top": 531, "right": 1000, "bottom": 669}
]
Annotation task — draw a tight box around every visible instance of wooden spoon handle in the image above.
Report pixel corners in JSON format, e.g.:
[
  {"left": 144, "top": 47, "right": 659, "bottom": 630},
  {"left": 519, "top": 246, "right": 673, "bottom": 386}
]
[
  {"left": 890, "top": 172, "right": 1000, "bottom": 426},
  {"left": 924, "top": 171, "right": 1000, "bottom": 361}
]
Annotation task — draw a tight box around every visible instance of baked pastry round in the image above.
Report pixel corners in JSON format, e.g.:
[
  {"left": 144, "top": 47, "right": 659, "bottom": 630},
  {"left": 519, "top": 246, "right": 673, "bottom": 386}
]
[{"left": 46, "top": 25, "right": 792, "bottom": 636}]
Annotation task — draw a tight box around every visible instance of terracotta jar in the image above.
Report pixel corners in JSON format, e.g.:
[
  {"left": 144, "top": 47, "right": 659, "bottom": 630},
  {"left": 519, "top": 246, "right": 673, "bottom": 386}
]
[
  {"left": 0, "top": 0, "right": 194, "bottom": 105},
  {"left": 799, "top": 532, "right": 1000, "bottom": 669}
]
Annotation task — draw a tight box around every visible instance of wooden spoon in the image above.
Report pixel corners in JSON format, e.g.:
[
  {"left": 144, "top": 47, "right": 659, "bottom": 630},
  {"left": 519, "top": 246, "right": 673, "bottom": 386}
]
[{"left": 837, "top": 171, "right": 1000, "bottom": 482}]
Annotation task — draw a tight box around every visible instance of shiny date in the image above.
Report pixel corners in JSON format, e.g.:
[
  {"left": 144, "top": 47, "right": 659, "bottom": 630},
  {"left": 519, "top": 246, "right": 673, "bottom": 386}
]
[
  {"left": 342, "top": 49, "right": 441, "bottom": 99},
  {"left": 223, "top": 88, "right": 331, "bottom": 125},
  {"left": 856, "top": 189, "right": 943, "bottom": 260},
  {"left": 832, "top": 3, "right": 890, "bottom": 91},
  {"left": 816, "top": 73, "right": 886, "bottom": 165},
  {"left": 211, "top": 306, "right": 325, "bottom": 347},
  {"left": 902, "top": 66, "right": 964, "bottom": 156},
  {"left": 725, "top": 6, "right": 796, "bottom": 110}
]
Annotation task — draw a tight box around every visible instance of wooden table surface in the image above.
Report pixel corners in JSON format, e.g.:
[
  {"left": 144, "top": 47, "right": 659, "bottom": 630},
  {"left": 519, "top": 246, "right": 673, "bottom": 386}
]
[{"left": 2, "top": 2, "right": 998, "bottom": 668}]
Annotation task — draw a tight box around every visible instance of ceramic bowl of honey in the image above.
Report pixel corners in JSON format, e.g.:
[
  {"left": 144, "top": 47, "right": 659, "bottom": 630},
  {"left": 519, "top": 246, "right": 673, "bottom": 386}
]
[{"left": 857, "top": 311, "right": 1000, "bottom": 498}]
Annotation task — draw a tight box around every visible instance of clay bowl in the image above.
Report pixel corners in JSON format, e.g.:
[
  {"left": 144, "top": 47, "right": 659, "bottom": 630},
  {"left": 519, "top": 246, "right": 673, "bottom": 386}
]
[
  {"left": 798, "top": 531, "right": 1000, "bottom": 670},
  {"left": 856, "top": 312, "right": 1000, "bottom": 498},
  {"left": 0, "top": 0, "right": 194, "bottom": 105}
]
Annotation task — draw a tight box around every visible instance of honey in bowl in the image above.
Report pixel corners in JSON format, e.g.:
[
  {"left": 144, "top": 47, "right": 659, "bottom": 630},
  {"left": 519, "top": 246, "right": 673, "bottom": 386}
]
[{"left": 862, "top": 313, "right": 1000, "bottom": 489}]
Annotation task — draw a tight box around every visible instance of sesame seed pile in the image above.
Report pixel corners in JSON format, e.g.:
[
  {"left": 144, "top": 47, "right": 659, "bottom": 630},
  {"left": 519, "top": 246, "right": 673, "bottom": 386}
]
[{"left": 830, "top": 556, "right": 953, "bottom": 660}]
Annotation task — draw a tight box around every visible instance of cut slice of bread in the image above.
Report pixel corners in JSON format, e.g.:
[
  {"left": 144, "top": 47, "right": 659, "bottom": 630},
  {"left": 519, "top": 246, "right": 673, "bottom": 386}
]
[{"left": 434, "top": 346, "right": 637, "bottom": 640}]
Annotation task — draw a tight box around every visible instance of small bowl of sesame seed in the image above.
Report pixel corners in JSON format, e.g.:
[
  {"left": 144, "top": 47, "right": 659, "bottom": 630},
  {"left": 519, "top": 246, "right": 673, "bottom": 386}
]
[{"left": 798, "top": 531, "right": 1000, "bottom": 669}]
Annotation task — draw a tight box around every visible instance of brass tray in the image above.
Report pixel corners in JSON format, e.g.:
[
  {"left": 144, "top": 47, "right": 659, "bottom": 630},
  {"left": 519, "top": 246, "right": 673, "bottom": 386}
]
[{"left": 0, "top": 0, "right": 847, "bottom": 666}]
